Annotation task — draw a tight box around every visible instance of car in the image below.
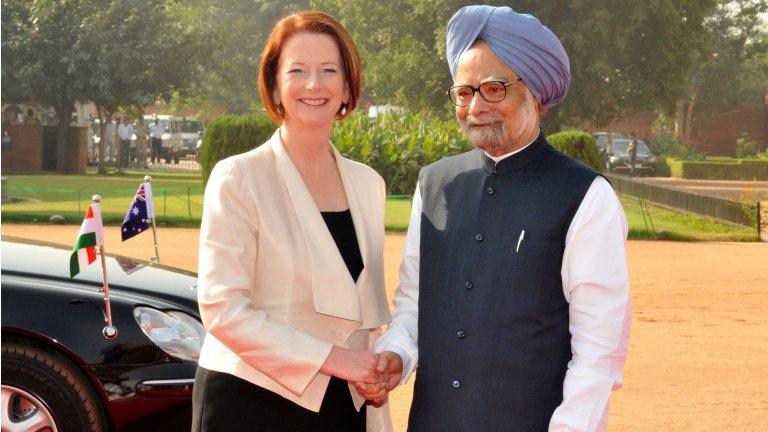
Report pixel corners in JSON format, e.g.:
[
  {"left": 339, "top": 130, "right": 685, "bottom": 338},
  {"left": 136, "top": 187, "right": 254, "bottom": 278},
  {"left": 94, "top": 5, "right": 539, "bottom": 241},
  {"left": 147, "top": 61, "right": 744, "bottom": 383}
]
[
  {"left": 1, "top": 237, "right": 204, "bottom": 431},
  {"left": 179, "top": 118, "right": 204, "bottom": 159},
  {"left": 142, "top": 115, "right": 184, "bottom": 164},
  {"left": 592, "top": 132, "right": 627, "bottom": 153},
  {"left": 602, "top": 137, "right": 658, "bottom": 175}
]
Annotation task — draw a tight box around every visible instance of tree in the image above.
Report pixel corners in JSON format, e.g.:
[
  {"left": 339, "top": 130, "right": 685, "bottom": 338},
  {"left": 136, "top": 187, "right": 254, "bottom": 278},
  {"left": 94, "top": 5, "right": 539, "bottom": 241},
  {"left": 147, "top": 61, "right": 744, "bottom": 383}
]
[
  {"left": 82, "top": 0, "right": 208, "bottom": 173},
  {"left": 2, "top": 0, "right": 209, "bottom": 173},
  {"left": 312, "top": 0, "right": 718, "bottom": 130},
  {"left": 175, "top": 0, "right": 308, "bottom": 115},
  {"left": 2, "top": 0, "right": 95, "bottom": 173},
  {"left": 680, "top": 0, "right": 768, "bottom": 143}
]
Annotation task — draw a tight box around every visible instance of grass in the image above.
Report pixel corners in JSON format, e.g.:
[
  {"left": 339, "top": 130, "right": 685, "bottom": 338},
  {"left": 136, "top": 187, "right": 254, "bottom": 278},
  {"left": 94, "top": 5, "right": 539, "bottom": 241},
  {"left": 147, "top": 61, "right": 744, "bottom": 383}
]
[{"left": 1, "top": 173, "right": 759, "bottom": 241}]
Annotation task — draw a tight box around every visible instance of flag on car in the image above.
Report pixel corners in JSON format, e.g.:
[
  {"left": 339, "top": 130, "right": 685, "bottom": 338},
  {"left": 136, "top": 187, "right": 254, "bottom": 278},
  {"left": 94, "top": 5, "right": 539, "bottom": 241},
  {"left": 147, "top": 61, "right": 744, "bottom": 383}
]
[
  {"left": 70, "top": 204, "right": 104, "bottom": 278},
  {"left": 121, "top": 182, "right": 155, "bottom": 242}
]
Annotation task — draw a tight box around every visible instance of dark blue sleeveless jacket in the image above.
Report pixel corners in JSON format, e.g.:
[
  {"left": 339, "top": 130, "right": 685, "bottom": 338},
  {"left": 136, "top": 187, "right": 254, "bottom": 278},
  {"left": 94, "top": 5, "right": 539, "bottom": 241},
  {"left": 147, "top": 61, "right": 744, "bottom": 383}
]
[{"left": 408, "top": 134, "right": 598, "bottom": 431}]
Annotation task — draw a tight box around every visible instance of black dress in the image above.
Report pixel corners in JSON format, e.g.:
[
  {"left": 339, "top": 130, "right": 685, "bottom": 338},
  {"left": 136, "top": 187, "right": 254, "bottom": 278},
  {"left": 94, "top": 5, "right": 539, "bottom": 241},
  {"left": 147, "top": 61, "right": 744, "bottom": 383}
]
[{"left": 191, "top": 210, "right": 366, "bottom": 432}]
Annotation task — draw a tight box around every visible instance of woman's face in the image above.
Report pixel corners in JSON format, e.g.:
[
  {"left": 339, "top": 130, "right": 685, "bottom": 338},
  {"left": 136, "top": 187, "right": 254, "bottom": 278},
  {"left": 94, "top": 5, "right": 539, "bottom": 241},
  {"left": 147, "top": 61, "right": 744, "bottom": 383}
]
[{"left": 273, "top": 32, "right": 348, "bottom": 129}]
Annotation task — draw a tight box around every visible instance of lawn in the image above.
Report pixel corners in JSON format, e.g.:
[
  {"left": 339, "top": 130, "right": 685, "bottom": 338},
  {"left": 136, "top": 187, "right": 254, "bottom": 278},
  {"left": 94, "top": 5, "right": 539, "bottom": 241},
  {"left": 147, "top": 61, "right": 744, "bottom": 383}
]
[{"left": 1, "top": 173, "right": 758, "bottom": 241}]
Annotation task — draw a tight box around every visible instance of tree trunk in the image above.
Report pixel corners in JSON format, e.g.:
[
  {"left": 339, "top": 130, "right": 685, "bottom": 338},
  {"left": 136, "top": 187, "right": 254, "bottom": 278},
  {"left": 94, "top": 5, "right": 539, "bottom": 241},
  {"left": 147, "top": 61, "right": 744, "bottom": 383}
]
[
  {"left": 55, "top": 106, "right": 74, "bottom": 173},
  {"left": 674, "top": 100, "right": 686, "bottom": 140},
  {"left": 684, "top": 85, "right": 700, "bottom": 144}
]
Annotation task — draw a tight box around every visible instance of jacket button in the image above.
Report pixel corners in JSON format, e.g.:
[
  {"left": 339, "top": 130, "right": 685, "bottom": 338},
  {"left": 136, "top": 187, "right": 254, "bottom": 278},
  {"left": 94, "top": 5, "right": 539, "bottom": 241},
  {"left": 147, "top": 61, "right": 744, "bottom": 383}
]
[
  {"left": 474, "top": 233, "right": 484, "bottom": 242},
  {"left": 464, "top": 281, "right": 473, "bottom": 289},
  {"left": 486, "top": 186, "right": 495, "bottom": 195},
  {"left": 452, "top": 380, "right": 461, "bottom": 389},
  {"left": 457, "top": 330, "right": 466, "bottom": 339}
]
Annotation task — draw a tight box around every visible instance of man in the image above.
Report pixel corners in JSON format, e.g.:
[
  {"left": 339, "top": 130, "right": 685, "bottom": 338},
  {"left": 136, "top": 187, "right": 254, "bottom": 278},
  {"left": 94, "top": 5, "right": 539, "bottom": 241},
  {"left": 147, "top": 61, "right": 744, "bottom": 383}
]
[
  {"left": 117, "top": 117, "right": 134, "bottom": 169},
  {"left": 357, "top": 5, "right": 631, "bottom": 432},
  {"left": 628, "top": 132, "right": 638, "bottom": 177},
  {"left": 148, "top": 117, "right": 164, "bottom": 164},
  {"left": 134, "top": 116, "right": 150, "bottom": 168},
  {"left": 104, "top": 115, "right": 116, "bottom": 163}
]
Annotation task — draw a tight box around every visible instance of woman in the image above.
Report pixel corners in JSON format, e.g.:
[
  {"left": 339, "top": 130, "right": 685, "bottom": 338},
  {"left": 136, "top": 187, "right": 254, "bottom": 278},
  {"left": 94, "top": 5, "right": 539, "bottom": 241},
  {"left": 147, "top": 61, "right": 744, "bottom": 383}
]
[{"left": 191, "top": 11, "right": 393, "bottom": 432}]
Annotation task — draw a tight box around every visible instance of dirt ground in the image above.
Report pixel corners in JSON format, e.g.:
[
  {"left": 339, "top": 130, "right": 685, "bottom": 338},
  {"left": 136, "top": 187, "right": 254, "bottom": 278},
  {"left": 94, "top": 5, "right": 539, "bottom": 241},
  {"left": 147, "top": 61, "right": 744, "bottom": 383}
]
[{"left": 2, "top": 224, "right": 767, "bottom": 431}]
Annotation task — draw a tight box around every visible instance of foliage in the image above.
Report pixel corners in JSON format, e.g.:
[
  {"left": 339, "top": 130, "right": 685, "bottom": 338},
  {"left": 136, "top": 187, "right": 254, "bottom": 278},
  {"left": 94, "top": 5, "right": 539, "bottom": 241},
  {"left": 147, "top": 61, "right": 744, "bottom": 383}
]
[
  {"left": 664, "top": 157, "right": 768, "bottom": 180},
  {"left": 735, "top": 134, "right": 760, "bottom": 158},
  {"left": 173, "top": 0, "right": 308, "bottom": 114},
  {"left": 649, "top": 112, "right": 706, "bottom": 160},
  {"left": 199, "top": 114, "right": 277, "bottom": 184},
  {"left": 312, "top": 0, "right": 718, "bottom": 129},
  {"left": 332, "top": 112, "right": 473, "bottom": 194},
  {"left": 684, "top": 0, "right": 768, "bottom": 114},
  {"left": 545, "top": 130, "right": 602, "bottom": 171},
  {"left": 1, "top": 0, "right": 208, "bottom": 173}
]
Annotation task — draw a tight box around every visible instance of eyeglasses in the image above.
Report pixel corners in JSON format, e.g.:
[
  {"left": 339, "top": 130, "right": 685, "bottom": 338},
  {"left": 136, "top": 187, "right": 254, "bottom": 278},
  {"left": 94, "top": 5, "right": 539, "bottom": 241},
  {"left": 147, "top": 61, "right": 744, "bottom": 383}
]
[{"left": 447, "top": 79, "right": 523, "bottom": 107}]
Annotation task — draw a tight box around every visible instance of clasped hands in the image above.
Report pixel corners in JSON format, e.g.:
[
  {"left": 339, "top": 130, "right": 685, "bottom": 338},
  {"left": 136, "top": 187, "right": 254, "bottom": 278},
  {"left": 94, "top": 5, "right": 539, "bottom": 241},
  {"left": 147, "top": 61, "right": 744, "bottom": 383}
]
[{"left": 320, "top": 347, "right": 403, "bottom": 406}]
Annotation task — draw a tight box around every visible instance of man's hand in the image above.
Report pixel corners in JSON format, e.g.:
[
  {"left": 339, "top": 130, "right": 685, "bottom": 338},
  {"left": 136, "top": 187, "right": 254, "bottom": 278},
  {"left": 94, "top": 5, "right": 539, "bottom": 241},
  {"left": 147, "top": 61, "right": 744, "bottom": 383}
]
[
  {"left": 354, "top": 351, "right": 403, "bottom": 406},
  {"left": 320, "top": 346, "right": 379, "bottom": 384}
]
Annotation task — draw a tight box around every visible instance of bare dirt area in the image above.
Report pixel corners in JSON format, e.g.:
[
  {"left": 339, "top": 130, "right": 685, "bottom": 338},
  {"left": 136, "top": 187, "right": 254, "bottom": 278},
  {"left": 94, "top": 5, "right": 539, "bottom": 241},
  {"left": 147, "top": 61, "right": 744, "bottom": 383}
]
[{"left": 3, "top": 224, "right": 767, "bottom": 431}]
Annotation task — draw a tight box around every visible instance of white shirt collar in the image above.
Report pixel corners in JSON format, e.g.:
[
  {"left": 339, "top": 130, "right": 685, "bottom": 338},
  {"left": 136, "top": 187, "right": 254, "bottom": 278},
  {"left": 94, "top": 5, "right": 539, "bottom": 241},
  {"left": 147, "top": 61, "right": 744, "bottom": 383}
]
[{"left": 483, "top": 132, "right": 539, "bottom": 163}]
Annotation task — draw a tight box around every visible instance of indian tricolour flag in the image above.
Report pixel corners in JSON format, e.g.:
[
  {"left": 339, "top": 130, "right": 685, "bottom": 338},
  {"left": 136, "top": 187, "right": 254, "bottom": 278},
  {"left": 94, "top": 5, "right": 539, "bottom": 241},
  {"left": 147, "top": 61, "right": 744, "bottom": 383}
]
[{"left": 70, "top": 204, "right": 105, "bottom": 278}]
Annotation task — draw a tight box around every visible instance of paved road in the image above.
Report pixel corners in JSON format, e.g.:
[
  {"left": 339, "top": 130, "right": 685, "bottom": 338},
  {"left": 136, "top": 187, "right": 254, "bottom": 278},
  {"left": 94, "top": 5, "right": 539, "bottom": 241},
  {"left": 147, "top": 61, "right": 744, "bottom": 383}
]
[{"left": 631, "top": 177, "right": 768, "bottom": 202}]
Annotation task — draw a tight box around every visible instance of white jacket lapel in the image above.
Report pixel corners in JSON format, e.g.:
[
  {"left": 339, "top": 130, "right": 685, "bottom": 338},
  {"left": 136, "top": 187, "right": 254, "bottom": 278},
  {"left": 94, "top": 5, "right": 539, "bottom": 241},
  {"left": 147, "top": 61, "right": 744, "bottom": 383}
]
[{"left": 269, "top": 131, "right": 362, "bottom": 323}]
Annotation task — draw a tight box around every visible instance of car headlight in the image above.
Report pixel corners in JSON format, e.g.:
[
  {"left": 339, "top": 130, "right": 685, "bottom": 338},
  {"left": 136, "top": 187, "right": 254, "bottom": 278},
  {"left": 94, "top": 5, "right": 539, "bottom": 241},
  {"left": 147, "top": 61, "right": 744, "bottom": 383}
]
[
  {"left": 609, "top": 156, "right": 622, "bottom": 163},
  {"left": 134, "top": 307, "right": 206, "bottom": 362}
]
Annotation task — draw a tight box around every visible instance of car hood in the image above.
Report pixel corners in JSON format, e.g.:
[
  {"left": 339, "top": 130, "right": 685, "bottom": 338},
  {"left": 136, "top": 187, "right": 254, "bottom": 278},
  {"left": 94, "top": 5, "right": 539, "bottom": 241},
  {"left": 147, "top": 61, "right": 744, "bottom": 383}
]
[{"left": 1, "top": 238, "right": 198, "bottom": 309}]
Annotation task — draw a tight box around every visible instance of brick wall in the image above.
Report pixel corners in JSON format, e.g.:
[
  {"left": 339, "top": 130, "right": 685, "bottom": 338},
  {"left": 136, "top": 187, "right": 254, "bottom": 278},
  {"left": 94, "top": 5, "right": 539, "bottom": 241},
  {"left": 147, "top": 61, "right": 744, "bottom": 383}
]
[
  {"left": 2, "top": 125, "right": 44, "bottom": 174},
  {"left": 581, "top": 104, "right": 768, "bottom": 156},
  {"left": 2, "top": 125, "right": 88, "bottom": 174}
]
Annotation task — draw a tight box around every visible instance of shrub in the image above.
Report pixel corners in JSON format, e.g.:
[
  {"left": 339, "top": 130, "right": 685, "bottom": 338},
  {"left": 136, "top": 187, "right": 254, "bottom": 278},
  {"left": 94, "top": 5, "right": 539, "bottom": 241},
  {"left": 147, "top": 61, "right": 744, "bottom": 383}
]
[
  {"left": 664, "top": 157, "right": 768, "bottom": 180},
  {"left": 545, "top": 130, "right": 601, "bottom": 171},
  {"left": 332, "top": 112, "right": 473, "bottom": 194},
  {"left": 735, "top": 134, "right": 759, "bottom": 158},
  {"left": 199, "top": 114, "right": 276, "bottom": 185}
]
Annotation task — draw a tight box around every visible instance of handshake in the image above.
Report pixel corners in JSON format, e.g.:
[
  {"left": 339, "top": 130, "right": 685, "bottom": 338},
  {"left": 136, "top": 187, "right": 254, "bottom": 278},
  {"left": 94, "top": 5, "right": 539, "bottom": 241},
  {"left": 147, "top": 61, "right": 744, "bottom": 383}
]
[{"left": 320, "top": 347, "right": 404, "bottom": 406}]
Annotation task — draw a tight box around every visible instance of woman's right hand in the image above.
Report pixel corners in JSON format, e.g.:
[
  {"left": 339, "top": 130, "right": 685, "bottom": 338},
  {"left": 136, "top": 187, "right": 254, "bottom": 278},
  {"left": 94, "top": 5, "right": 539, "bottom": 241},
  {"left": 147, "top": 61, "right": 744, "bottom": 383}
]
[{"left": 319, "top": 346, "right": 380, "bottom": 384}]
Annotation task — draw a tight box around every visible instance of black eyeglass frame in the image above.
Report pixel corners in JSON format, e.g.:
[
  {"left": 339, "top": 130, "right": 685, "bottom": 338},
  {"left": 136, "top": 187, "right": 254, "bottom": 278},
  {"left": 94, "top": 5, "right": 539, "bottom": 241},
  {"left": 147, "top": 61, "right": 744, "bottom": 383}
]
[{"left": 447, "top": 78, "right": 524, "bottom": 107}]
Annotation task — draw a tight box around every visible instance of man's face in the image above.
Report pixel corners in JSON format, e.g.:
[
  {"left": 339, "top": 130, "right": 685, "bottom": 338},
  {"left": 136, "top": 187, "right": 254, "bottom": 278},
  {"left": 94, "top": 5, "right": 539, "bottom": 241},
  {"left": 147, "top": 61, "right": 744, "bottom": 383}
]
[{"left": 454, "top": 40, "right": 540, "bottom": 156}]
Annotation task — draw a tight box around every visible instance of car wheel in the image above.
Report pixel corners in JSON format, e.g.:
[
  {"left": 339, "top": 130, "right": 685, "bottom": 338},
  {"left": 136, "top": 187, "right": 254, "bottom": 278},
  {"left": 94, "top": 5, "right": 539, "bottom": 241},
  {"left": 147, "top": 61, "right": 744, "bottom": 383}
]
[
  {"left": 173, "top": 156, "right": 180, "bottom": 164},
  {"left": 1, "top": 340, "right": 107, "bottom": 432}
]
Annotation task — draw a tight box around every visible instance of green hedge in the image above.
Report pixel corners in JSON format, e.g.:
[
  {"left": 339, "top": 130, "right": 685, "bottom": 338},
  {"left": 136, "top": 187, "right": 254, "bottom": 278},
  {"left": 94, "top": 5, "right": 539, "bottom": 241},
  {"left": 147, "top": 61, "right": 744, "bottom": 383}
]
[
  {"left": 332, "top": 112, "right": 473, "bottom": 194},
  {"left": 663, "top": 157, "right": 768, "bottom": 180},
  {"left": 545, "top": 130, "right": 602, "bottom": 171},
  {"left": 199, "top": 114, "right": 276, "bottom": 184}
]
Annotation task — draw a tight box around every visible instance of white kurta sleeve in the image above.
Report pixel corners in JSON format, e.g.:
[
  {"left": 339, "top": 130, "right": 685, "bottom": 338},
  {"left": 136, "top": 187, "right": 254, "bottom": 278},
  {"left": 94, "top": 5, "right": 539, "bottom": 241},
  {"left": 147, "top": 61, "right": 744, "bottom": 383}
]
[
  {"left": 374, "top": 184, "right": 422, "bottom": 385},
  {"left": 549, "top": 176, "right": 632, "bottom": 432},
  {"left": 198, "top": 160, "right": 333, "bottom": 396}
]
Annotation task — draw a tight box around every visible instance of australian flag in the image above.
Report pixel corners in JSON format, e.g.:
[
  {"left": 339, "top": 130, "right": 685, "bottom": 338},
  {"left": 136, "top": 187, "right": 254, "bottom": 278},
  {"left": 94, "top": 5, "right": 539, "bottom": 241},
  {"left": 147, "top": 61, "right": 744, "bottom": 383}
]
[{"left": 121, "top": 182, "right": 155, "bottom": 242}]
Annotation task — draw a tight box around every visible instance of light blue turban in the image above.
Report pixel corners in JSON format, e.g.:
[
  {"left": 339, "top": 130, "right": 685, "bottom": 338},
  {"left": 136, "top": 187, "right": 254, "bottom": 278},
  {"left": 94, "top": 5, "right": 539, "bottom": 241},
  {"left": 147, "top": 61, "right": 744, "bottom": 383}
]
[{"left": 446, "top": 5, "right": 570, "bottom": 109}]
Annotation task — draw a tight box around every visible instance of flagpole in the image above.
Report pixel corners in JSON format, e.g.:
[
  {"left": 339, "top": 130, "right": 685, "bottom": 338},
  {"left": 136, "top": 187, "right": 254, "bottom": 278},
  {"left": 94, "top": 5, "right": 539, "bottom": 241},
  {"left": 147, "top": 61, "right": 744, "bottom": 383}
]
[
  {"left": 93, "top": 195, "right": 118, "bottom": 340},
  {"left": 145, "top": 175, "right": 160, "bottom": 264}
]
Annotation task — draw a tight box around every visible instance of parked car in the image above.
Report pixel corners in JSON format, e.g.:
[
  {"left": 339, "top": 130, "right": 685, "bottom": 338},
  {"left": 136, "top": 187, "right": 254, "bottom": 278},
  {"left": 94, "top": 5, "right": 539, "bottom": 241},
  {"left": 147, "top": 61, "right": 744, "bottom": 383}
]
[
  {"left": 592, "top": 132, "right": 627, "bottom": 153},
  {"left": 1, "top": 237, "right": 203, "bottom": 431},
  {"left": 602, "top": 138, "right": 658, "bottom": 175},
  {"left": 179, "top": 118, "right": 204, "bottom": 159},
  {"left": 143, "top": 115, "right": 184, "bottom": 164}
]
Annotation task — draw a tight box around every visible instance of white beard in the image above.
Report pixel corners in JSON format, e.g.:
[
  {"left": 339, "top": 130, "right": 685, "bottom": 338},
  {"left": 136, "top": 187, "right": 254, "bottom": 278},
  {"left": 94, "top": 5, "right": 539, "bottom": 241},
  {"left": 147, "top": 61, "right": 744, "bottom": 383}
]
[{"left": 463, "top": 89, "right": 539, "bottom": 154}]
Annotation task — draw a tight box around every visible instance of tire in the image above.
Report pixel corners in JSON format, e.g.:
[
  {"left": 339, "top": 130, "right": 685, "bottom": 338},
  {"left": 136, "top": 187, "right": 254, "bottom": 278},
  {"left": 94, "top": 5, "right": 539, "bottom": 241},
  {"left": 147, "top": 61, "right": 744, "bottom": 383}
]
[
  {"left": 1, "top": 340, "right": 107, "bottom": 432},
  {"left": 173, "top": 156, "right": 180, "bottom": 164}
]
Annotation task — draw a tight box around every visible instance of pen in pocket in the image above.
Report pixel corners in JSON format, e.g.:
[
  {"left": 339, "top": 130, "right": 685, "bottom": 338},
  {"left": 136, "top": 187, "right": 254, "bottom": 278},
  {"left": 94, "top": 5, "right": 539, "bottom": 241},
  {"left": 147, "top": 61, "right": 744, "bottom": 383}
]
[{"left": 515, "top": 229, "right": 525, "bottom": 252}]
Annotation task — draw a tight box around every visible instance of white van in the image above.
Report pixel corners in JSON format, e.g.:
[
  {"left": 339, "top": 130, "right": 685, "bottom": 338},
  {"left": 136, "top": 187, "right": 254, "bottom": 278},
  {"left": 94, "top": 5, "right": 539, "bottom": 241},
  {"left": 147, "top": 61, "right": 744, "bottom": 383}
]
[{"left": 144, "top": 115, "right": 184, "bottom": 163}]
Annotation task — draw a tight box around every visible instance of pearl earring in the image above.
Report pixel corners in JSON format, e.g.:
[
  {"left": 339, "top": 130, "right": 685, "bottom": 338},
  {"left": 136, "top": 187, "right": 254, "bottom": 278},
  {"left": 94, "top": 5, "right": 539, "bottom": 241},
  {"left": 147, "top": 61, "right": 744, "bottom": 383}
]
[{"left": 340, "top": 103, "right": 348, "bottom": 116}]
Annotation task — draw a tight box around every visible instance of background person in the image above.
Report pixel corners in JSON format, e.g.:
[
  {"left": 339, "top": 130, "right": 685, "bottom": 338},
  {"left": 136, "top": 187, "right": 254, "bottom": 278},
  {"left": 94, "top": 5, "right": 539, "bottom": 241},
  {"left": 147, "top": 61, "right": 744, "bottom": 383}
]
[
  {"left": 148, "top": 117, "right": 163, "bottom": 164},
  {"left": 117, "top": 117, "right": 134, "bottom": 168},
  {"left": 192, "top": 11, "right": 393, "bottom": 432}
]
